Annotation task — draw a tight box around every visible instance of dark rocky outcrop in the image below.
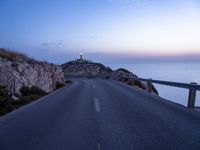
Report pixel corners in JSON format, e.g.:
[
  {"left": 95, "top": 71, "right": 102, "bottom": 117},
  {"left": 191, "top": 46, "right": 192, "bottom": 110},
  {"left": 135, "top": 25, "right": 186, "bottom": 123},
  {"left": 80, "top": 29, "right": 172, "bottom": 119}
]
[
  {"left": 62, "top": 59, "right": 158, "bottom": 95},
  {"left": 61, "top": 59, "right": 112, "bottom": 78},
  {"left": 0, "top": 48, "right": 65, "bottom": 94},
  {"left": 110, "top": 69, "right": 158, "bottom": 95}
]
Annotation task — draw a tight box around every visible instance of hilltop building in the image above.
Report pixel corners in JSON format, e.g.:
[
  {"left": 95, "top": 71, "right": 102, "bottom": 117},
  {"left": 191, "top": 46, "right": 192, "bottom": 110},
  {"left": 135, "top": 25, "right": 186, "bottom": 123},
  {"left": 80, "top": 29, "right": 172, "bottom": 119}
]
[
  {"left": 75, "top": 52, "right": 91, "bottom": 62},
  {"left": 80, "top": 52, "right": 83, "bottom": 60}
]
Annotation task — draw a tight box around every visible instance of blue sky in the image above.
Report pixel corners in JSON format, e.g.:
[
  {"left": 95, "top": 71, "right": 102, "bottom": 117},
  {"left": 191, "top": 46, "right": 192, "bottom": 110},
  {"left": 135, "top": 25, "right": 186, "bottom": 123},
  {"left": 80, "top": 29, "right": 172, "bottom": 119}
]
[{"left": 0, "top": 0, "right": 200, "bottom": 64}]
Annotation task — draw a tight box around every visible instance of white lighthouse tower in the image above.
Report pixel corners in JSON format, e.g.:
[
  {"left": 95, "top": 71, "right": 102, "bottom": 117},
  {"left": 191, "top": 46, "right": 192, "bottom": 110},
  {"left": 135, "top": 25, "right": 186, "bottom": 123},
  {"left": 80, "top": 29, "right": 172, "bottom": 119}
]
[{"left": 80, "top": 52, "right": 83, "bottom": 60}]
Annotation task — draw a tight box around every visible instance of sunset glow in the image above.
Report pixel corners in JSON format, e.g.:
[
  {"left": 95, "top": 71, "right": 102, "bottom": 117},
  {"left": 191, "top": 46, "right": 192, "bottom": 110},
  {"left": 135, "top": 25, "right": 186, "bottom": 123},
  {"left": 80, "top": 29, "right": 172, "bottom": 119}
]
[{"left": 0, "top": 0, "right": 200, "bottom": 63}]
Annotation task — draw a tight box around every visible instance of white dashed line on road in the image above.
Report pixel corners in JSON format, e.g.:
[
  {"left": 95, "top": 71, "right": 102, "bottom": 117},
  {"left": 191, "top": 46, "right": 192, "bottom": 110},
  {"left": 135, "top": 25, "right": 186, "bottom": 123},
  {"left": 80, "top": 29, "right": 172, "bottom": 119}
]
[
  {"left": 94, "top": 98, "right": 101, "bottom": 112},
  {"left": 98, "top": 143, "right": 101, "bottom": 150}
]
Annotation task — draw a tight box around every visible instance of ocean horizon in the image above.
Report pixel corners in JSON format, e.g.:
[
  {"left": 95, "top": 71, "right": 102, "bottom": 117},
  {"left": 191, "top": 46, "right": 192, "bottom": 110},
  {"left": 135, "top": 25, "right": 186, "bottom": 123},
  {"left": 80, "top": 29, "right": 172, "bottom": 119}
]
[{"left": 109, "top": 62, "right": 200, "bottom": 107}]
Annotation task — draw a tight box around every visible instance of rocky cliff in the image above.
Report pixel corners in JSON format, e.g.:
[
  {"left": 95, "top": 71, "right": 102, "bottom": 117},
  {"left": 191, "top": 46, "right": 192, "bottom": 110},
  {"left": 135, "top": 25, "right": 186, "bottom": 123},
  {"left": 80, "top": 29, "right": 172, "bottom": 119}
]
[
  {"left": 0, "top": 49, "right": 65, "bottom": 94},
  {"left": 110, "top": 68, "right": 158, "bottom": 95},
  {"left": 62, "top": 59, "right": 158, "bottom": 95},
  {"left": 62, "top": 59, "right": 112, "bottom": 78}
]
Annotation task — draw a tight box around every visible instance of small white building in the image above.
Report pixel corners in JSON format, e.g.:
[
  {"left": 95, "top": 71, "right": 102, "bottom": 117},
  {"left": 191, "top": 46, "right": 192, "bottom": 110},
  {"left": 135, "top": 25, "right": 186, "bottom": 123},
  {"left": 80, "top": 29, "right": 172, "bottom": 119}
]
[{"left": 80, "top": 52, "right": 83, "bottom": 60}]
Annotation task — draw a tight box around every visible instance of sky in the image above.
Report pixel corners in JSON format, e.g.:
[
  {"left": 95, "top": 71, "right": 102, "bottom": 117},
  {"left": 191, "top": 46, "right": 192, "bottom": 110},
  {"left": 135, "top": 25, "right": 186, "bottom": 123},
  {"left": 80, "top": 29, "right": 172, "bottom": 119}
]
[{"left": 0, "top": 0, "right": 200, "bottom": 64}]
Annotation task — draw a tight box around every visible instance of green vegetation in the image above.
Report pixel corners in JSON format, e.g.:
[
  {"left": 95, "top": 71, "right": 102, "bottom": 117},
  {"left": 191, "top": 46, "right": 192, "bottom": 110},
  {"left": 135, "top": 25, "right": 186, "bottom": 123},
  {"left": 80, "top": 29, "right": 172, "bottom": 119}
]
[
  {"left": 19, "top": 85, "right": 47, "bottom": 102},
  {"left": 0, "top": 86, "right": 12, "bottom": 115},
  {"left": 133, "top": 80, "right": 146, "bottom": 90},
  {"left": 65, "top": 80, "right": 72, "bottom": 84},
  {"left": 31, "top": 86, "right": 47, "bottom": 95},
  {"left": 20, "top": 86, "right": 31, "bottom": 96},
  {"left": 20, "top": 85, "right": 47, "bottom": 97},
  {"left": 0, "top": 82, "right": 70, "bottom": 116},
  {"left": 55, "top": 82, "right": 65, "bottom": 89},
  {"left": 126, "top": 79, "right": 146, "bottom": 90},
  {"left": 0, "top": 85, "right": 47, "bottom": 116},
  {"left": 12, "top": 95, "right": 42, "bottom": 109}
]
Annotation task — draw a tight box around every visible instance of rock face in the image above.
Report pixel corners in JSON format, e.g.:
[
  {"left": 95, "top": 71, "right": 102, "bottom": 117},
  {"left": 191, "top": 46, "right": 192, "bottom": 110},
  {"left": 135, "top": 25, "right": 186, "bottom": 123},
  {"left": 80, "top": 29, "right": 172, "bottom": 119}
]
[
  {"left": 110, "top": 69, "right": 158, "bottom": 95},
  {"left": 62, "top": 59, "right": 158, "bottom": 95},
  {"left": 61, "top": 59, "right": 112, "bottom": 78},
  {"left": 0, "top": 49, "right": 65, "bottom": 94}
]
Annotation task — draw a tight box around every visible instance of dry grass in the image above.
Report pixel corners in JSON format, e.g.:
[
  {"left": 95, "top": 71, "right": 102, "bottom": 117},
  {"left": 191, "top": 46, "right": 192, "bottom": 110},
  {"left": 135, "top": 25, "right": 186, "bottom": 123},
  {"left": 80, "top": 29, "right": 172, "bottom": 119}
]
[
  {"left": 0, "top": 48, "right": 28, "bottom": 61},
  {"left": 0, "top": 48, "right": 40, "bottom": 65}
]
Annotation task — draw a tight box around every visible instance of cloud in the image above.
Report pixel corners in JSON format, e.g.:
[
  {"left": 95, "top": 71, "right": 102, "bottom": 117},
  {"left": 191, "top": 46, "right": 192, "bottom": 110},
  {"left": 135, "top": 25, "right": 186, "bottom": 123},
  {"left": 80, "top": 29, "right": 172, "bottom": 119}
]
[
  {"left": 41, "top": 43, "right": 48, "bottom": 46},
  {"left": 57, "top": 40, "right": 63, "bottom": 45},
  {"left": 41, "top": 40, "right": 64, "bottom": 49}
]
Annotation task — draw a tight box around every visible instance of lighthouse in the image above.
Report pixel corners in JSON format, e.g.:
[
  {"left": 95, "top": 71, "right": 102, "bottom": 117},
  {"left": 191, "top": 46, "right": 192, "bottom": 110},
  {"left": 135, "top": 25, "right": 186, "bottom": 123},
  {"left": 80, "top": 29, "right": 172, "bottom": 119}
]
[{"left": 80, "top": 52, "right": 83, "bottom": 60}]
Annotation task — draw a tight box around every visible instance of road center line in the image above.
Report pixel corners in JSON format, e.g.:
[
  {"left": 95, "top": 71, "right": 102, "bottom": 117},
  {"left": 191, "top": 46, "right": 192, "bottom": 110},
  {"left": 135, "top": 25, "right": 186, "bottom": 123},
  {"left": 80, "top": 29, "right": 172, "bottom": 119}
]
[
  {"left": 94, "top": 98, "right": 101, "bottom": 112},
  {"left": 98, "top": 143, "right": 101, "bottom": 150}
]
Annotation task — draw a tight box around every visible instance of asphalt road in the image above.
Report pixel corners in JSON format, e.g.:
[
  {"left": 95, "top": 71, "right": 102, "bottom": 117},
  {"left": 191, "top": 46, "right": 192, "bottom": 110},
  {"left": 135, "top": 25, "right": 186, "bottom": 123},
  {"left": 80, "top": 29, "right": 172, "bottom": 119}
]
[{"left": 0, "top": 79, "right": 200, "bottom": 150}]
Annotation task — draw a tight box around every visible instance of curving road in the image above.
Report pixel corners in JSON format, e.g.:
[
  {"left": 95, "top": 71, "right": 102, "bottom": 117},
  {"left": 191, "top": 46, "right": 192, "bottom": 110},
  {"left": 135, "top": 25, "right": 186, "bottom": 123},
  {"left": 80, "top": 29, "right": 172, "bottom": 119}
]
[{"left": 0, "top": 79, "right": 200, "bottom": 150}]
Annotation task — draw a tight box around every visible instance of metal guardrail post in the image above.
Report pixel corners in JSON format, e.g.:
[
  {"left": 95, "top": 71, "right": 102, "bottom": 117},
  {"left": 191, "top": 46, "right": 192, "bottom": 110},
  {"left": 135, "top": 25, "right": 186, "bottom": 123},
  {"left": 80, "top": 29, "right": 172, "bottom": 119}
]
[
  {"left": 133, "top": 77, "right": 200, "bottom": 109},
  {"left": 147, "top": 78, "right": 152, "bottom": 93},
  {"left": 187, "top": 82, "right": 197, "bottom": 109}
]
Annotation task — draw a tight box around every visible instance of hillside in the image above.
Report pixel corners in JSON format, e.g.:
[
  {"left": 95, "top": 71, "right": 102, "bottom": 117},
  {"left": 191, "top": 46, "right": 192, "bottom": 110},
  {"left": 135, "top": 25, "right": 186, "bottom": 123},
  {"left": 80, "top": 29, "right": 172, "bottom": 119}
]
[
  {"left": 0, "top": 48, "right": 65, "bottom": 94},
  {"left": 62, "top": 59, "right": 112, "bottom": 78}
]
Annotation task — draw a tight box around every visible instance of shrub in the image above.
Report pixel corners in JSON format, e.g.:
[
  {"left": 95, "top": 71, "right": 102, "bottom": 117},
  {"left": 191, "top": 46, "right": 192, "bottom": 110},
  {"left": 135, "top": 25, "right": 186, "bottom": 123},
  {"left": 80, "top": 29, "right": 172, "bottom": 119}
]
[
  {"left": 0, "top": 86, "right": 7, "bottom": 97},
  {"left": 134, "top": 80, "right": 146, "bottom": 89},
  {"left": 0, "top": 98, "right": 12, "bottom": 115},
  {"left": 0, "top": 86, "right": 12, "bottom": 115},
  {"left": 12, "top": 95, "right": 42, "bottom": 108},
  {"left": 65, "top": 80, "right": 72, "bottom": 84},
  {"left": 55, "top": 82, "right": 65, "bottom": 89},
  {"left": 29, "top": 95, "right": 42, "bottom": 100},
  {"left": 13, "top": 96, "right": 30, "bottom": 105},
  {"left": 20, "top": 84, "right": 61, "bottom": 101},
  {"left": 13, "top": 93, "right": 21, "bottom": 97},
  {"left": 123, "top": 77, "right": 129, "bottom": 82},
  {"left": 31, "top": 86, "right": 47, "bottom": 96},
  {"left": 1, "top": 85, "right": 47, "bottom": 116},
  {"left": 20, "top": 85, "right": 47, "bottom": 96},
  {"left": 117, "top": 68, "right": 130, "bottom": 73},
  {"left": 20, "top": 95, "right": 42, "bottom": 102},
  {"left": 20, "top": 86, "right": 31, "bottom": 96}
]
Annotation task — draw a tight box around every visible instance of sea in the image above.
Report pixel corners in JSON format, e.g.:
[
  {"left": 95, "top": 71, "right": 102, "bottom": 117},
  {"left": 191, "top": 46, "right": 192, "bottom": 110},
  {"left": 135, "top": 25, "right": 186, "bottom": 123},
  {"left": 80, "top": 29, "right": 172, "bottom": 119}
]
[{"left": 109, "top": 62, "right": 200, "bottom": 107}]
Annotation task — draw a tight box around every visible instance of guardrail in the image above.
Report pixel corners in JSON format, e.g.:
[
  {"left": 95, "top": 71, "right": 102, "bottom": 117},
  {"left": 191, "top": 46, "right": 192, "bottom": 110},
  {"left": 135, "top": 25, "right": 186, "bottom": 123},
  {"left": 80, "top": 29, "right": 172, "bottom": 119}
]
[{"left": 132, "top": 77, "right": 200, "bottom": 109}]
